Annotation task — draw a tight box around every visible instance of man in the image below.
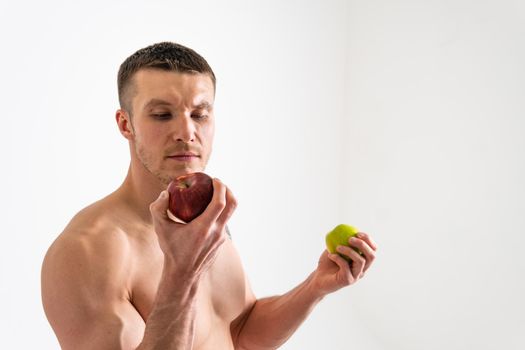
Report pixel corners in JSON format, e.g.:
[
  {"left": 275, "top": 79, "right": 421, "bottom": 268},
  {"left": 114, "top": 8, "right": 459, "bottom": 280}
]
[{"left": 41, "top": 42, "right": 377, "bottom": 350}]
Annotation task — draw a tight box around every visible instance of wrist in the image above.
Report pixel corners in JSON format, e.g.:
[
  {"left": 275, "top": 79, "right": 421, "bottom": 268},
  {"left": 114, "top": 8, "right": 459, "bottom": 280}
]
[
  {"left": 160, "top": 257, "right": 201, "bottom": 296},
  {"left": 305, "top": 272, "right": 326, "bottom": 302}
]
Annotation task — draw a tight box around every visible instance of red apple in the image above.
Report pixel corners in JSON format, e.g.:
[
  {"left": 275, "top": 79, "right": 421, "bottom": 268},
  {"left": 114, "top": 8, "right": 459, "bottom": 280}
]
[{"left": 167, "top": 172, "right": 214, "bottom": 223}]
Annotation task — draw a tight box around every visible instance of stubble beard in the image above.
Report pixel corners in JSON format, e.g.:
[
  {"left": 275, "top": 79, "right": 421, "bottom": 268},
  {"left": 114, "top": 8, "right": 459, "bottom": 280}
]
[
  {"left": 134, "top": 141, "right": 173, "bottom": 187},
  {"left": 134, "top": 140, "right": 208, "bottom": 187}
]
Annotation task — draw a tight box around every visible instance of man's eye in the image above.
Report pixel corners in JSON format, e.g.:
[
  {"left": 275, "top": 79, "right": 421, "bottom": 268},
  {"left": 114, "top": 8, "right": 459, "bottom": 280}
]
[
  {"left": 152, "top": 113, "right": 171, "bottom": 120},
  {"left": 192, "top": 114, "right": 207, "bottom": 120}
]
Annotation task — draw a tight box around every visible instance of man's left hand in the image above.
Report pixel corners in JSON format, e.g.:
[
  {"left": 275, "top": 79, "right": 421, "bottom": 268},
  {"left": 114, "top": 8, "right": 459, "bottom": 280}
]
[{"left": 310, "top": 232, "right": 377, "bottom": 296}]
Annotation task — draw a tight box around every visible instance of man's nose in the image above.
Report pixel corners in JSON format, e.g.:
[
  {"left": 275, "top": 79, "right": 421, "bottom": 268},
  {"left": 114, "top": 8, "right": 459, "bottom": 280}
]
[{"left": 173, "top": 114, "right": 196, "bottom": 143}]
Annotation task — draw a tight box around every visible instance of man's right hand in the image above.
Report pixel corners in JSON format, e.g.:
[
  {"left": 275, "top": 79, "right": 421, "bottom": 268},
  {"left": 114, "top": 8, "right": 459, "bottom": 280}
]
[{"left": 149, "top": 178, "right": 237, "bottom": 281}]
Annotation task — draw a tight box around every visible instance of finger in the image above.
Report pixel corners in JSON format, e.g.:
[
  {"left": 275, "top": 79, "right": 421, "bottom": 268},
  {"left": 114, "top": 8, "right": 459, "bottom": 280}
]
[
  {"left": 196, "top": 178, "right": 227, "bottom": 224},
  {"left": 215, "top": 186, "right": 237, "bottom": 231},
  {"left": 357, "top": 232, "right": 378, "bottom": 251},
  {"left": 336, "top": 245, "right": 365, "bottom": 278},
  {"left": 149, "top": 190, "right": 170, "bottom": 222},
  {"left": 348, "top": 237, "right": 376, "bottom": 272},
  {"left": 328, "top": 252, "right": 350, "bottom": 273},
  {"left": 328, "top": 252, "right": 354, "bottom": 284}
]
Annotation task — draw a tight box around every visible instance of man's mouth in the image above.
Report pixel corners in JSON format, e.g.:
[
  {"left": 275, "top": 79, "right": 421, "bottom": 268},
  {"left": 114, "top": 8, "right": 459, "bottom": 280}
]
[{"left": 166, "top": 152, "right": 200, "bottom": 161}]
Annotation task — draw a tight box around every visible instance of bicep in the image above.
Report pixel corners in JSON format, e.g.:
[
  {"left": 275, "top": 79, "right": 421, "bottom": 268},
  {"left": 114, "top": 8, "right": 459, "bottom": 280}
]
[
  {"left": 54, "top": 299, "right": 145, "bottom": 350},
  {"left": 42, "top": 235, "right": 145, "bottom": 350}
]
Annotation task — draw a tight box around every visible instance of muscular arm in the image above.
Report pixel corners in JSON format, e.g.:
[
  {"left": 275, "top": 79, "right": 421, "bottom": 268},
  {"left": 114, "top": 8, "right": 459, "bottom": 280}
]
[
  {"left": 233, "top": 233, "right": 378, "bottom": 350},
  {"left": 41, "top": 230, "right": 200, "bottom": 350},
  {"left": 42, "top": 182, "right": 235, "bottom": 350},
  {"left": 233, "top": 273, "right": 322, "bottom": 350}
]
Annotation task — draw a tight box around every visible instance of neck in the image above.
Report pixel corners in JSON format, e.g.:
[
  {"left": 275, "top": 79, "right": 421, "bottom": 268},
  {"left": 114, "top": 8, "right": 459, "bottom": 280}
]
[{"left": 116, "top": 163, "right": 167, "bottom": 225}]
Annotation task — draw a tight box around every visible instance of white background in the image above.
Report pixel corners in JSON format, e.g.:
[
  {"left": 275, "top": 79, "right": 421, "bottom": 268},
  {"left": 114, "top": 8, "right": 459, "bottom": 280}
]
[{"left": 1, "top": 0, "right": 524, "bottom": 349}]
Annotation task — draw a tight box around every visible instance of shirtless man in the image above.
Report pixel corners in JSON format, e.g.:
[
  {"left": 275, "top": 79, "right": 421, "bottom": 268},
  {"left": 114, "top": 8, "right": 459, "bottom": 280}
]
[{"left": 41, "top": 42, "right": 377, "bottom": 350}]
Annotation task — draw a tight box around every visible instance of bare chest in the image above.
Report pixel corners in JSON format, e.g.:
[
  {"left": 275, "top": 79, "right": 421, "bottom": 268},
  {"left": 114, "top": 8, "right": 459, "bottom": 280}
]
[{"left": 128, "top": 238, "right": 247, "bottom": 348}]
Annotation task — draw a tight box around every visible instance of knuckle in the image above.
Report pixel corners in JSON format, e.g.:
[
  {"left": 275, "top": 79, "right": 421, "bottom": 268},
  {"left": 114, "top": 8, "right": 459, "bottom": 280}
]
[
  {"left": 358, "top": 232, "right": 369, "bottom": 239},
  {"left": 149, "top": 202, "right": 157, "bottom": 213},
  {"left": 216, "top": 197, "right": 227, "bottom": 208},
  {"left": 210, "top": 233, "right": 226, "bottom": 250}
]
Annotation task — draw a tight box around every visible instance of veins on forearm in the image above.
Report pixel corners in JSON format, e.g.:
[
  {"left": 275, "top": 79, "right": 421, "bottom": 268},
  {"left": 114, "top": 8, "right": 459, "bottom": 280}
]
[{"left": 235, "top": 275, "right": 323, "bottom": 350}]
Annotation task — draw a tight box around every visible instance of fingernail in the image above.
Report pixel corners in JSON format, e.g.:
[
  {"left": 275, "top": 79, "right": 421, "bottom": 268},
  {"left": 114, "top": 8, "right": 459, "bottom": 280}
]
[{"left": 160, "top": 190, "right": 167, "bottom": 199}]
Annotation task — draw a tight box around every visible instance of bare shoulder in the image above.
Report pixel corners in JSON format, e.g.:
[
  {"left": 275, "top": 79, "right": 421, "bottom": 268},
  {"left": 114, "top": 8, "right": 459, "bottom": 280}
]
[
  {"left": 42, "top": 197, "right": 132, "bottom": 285},
  {"left": 41, "top": 196, "right": 144, "bottom": 349}
]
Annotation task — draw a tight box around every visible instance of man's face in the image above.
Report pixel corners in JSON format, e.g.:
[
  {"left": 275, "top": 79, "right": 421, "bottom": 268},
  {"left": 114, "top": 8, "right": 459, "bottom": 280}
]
[{"left": 124, "top": 69, "right": 215, "bottom": 186}]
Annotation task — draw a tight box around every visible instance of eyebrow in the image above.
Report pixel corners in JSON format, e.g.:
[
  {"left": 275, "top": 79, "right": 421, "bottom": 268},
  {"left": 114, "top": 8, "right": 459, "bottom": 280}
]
[
  {"left": 194, "top": 101, "right": 213, "bottom": 111},
  {"left": 142, "top": 99, "right": 213, "bottom": 111},
  {"left": 142, "top": 99, "right": 172, "bottom": 110}
]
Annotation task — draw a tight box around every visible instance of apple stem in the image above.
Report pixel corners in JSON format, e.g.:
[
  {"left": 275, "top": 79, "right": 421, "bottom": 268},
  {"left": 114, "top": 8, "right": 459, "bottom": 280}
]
[{"left": 176, "top": 182, "right": 190, "bottom": 189}]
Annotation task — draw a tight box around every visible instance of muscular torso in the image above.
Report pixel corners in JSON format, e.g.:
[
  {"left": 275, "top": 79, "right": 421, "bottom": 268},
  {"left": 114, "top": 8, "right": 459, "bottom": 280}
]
[
  {"left": 54, "top": 193, "right": 251, "bottom": 349},
  {"left": 128, "top": 228, "right": 247, "bottom": 349}
]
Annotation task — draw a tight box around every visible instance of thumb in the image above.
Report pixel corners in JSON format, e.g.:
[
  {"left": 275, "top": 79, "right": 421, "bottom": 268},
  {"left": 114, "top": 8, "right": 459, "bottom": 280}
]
[{"left": 149, "top": 190, "right": 169, "bottom": 221}]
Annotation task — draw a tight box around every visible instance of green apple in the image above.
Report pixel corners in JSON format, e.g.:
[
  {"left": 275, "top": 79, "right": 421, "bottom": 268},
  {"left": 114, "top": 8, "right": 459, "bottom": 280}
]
[{"left": 325, "top": 224, "right": 360, "bottom": 259}]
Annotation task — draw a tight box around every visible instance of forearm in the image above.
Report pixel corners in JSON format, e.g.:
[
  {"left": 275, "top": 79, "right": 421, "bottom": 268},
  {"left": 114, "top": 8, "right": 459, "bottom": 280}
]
[
  {"left": 137, "top": 260, "right": 200, "bottom": 350},
  {"left": 236, "top": 273, "right": 323, "bottom": 350}
]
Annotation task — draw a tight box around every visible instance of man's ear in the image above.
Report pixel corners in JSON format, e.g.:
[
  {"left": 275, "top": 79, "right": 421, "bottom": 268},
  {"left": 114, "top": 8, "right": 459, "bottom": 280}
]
[{"left": 116, "top": 109, "right": 134, "bottom": 140}]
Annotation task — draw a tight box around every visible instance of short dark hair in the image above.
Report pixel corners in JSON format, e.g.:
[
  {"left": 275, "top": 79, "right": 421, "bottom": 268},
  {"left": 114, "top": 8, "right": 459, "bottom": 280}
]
[{"left": 117, "top": 41, "right": 216, "bottom": 114}]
